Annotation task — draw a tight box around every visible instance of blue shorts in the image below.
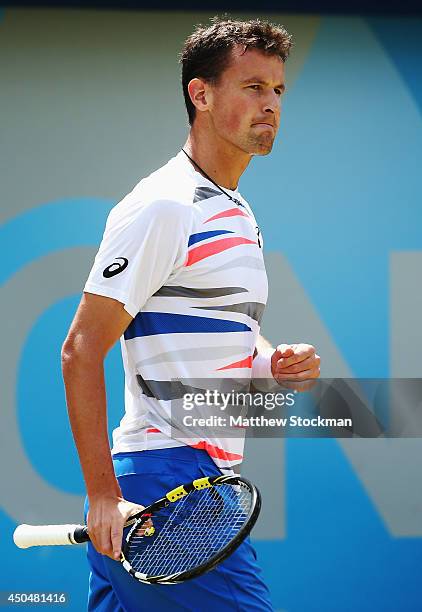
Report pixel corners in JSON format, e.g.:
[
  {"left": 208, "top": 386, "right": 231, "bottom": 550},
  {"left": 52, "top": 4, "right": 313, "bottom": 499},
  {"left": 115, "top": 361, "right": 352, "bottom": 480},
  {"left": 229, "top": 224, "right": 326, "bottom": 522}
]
[{"left": 84, "top": 446, "right": 273, "bottom": 611}]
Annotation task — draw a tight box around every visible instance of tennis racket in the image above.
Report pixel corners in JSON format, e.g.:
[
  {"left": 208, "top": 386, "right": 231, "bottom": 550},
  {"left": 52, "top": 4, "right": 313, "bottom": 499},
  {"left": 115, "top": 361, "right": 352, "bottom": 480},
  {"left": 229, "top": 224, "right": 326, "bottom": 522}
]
[{"left": 13, "top": 474, "right": 260, "bottom": 585}]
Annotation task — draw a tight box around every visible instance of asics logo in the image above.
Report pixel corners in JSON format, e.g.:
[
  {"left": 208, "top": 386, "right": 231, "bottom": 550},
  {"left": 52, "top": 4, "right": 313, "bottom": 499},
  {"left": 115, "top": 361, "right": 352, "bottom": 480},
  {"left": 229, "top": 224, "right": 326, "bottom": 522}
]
[{"left": 103, "top": 257, "right": 128, "bottom": 278}]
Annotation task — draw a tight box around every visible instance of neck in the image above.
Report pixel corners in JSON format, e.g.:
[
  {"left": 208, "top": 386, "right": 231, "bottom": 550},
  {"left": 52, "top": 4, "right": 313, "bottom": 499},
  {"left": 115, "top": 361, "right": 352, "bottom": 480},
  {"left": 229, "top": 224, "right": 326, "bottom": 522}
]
[{"left": 183, "top": 125, "right": 252, "bottom": 190}]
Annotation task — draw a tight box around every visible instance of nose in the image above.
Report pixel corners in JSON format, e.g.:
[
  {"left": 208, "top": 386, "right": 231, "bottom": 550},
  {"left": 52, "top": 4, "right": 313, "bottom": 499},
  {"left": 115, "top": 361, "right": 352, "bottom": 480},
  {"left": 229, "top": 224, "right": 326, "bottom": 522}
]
[{"left": 262, "top": 91, "right": 280, "bottom": 116}]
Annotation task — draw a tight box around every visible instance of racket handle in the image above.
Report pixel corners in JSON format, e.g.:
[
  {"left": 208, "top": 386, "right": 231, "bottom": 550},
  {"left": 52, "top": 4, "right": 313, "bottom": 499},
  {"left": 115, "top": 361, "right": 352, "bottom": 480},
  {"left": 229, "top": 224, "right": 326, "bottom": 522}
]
[{"left": 13, "top": 524, "right": 89, "bottom": 548}]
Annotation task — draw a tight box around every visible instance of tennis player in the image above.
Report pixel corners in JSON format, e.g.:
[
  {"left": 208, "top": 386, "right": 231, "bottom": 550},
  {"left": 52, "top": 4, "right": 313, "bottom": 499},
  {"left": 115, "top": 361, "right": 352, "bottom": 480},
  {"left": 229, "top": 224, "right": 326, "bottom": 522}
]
[{"left": 62, "top": 17, "right": 320, "bottom": 611}]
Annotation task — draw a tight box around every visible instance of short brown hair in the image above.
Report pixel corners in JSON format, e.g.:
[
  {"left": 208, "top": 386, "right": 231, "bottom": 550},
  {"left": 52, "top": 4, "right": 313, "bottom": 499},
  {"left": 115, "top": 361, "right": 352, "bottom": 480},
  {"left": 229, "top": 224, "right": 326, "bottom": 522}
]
[{"left": 179, "top": 17, "right": 293, "bottom": 125}]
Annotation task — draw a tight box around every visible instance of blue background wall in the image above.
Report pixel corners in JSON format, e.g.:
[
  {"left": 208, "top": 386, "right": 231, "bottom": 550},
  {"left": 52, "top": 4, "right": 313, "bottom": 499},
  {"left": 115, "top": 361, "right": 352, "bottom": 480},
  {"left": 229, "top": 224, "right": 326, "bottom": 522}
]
[{"left": 1, "top": 8, "right": 422, "bottom": 611}]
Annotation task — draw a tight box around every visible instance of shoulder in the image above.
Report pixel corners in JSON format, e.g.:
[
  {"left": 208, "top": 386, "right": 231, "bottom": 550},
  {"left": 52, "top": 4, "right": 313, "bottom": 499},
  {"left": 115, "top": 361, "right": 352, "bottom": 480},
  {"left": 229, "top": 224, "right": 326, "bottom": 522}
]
[
  {"left": 131, "top": 152, "right": 196, "bottom": 208},
  {"left": 105, "top": 157, "right": 195, "bottom": 233},
  {"left": 107, "top": 196, "right": 193, "bottom": 230}
]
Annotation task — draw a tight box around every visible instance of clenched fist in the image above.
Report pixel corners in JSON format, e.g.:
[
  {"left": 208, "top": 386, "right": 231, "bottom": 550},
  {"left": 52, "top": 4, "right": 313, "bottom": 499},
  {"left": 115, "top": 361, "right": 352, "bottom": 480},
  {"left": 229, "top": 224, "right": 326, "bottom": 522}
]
[{"left": 271, "top": 343, "right": 320, "bottom": 383}]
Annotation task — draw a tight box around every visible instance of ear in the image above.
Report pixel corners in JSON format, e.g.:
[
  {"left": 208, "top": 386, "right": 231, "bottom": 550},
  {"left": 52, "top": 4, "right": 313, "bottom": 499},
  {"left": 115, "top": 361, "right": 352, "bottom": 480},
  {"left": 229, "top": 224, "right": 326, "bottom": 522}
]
[{"left": 187, "top": 78, "right": 213, "bottom": 114}]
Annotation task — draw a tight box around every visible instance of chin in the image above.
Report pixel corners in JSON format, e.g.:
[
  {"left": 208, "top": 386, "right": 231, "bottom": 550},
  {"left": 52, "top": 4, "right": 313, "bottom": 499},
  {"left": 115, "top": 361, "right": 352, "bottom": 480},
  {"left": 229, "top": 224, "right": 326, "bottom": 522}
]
[
  {"left": 245, "top": 135, "right": 275, "bottom": 156},
  {"left": 235, "top": 134, "right": 274, "bottom": 156},
  {"left": 254, "top": 146, "right": 273, "bottom": 156},
  {"left": 252, "top": 141, "right": 274, "bottom": 156}
]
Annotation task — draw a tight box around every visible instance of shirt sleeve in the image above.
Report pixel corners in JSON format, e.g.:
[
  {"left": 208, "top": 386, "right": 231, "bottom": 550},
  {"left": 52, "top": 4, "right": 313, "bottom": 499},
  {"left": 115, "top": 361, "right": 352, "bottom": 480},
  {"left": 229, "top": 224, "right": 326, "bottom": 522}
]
[{"left": 84, "top": 198, "right": 193, "bottom": 318}]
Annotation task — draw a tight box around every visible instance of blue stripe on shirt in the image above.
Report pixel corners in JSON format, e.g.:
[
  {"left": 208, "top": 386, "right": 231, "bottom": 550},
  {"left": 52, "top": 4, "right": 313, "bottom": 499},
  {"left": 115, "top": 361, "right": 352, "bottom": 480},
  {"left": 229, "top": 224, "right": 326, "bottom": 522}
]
[{"left": 124, "top": 312, "right": 252, "bottom": 339}]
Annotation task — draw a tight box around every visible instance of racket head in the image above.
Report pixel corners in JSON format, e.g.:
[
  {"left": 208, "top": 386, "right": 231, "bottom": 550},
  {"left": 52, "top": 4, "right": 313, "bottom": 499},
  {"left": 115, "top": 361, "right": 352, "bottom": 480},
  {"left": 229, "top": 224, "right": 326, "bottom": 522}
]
[{"left": 120, "top": 475, "right": 261, "bottom": 584}]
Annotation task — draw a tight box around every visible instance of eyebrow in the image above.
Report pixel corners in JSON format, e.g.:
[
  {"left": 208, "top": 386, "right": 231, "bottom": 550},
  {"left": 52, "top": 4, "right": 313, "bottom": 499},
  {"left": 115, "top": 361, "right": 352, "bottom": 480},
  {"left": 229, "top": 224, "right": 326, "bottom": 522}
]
[{"left": 241, "top": 77, "right": 286, "bottom": 92}]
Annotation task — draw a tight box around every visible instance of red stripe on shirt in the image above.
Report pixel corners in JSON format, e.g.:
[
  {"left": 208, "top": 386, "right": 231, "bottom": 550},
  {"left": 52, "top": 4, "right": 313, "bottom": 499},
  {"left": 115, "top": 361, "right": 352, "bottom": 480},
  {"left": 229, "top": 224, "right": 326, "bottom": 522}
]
[
  {"left": 217, "top": 355, "right": 253, "bottom": 371},
  {"left": 204, "top": 208, "right": 250, "bottom": 224},
  {"left": 185, "top": 237, "right": 257, "bottom": 267},
  {"left": 190, "top": 440, "right": 243, "bottom": 462}
]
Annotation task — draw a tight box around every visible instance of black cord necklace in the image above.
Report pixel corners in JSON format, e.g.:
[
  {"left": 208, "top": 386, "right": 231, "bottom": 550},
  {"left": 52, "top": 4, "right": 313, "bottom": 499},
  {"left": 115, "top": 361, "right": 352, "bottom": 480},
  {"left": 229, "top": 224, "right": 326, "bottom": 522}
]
[
  {"left": 181, "top": 148, "right": 261, "bottom": 248},
  {"left": 181, "top": 148, "right": 244, "bottom": 208}
]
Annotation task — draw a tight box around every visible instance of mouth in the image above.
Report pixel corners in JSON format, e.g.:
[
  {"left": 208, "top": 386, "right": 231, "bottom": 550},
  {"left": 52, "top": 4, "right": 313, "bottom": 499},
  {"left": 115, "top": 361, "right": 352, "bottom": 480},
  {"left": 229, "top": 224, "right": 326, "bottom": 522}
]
[{"left": 252, "top": 123, "right": 275, "bottom": 129}]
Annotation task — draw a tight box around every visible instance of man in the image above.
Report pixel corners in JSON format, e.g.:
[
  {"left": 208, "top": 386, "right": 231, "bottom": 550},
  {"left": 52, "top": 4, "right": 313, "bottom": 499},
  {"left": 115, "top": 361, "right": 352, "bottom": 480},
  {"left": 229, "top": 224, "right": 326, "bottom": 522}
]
[{"left": 62, "top": 17, "right": 320, "bottom": 611}]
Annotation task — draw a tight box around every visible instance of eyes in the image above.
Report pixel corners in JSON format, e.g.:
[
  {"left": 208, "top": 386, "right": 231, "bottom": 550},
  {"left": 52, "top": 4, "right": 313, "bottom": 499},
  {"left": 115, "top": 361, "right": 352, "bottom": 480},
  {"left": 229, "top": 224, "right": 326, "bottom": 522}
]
[{"left": 247, "top": 84, "right": 284, "bottom": 96}]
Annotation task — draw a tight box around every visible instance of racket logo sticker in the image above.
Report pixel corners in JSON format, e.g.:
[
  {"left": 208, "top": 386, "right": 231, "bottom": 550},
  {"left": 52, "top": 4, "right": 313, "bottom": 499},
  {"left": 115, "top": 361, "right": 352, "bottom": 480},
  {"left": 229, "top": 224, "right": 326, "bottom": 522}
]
[{"left": 103, "top": 257, "right": 128, "bottom": 278}]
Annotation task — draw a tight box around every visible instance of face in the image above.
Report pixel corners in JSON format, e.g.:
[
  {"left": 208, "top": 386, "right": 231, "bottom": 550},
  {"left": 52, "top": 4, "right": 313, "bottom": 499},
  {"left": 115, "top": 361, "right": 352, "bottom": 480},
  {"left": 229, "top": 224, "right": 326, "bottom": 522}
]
[{"left": 207, "top": 46, "right": 286, "bottom": 155}]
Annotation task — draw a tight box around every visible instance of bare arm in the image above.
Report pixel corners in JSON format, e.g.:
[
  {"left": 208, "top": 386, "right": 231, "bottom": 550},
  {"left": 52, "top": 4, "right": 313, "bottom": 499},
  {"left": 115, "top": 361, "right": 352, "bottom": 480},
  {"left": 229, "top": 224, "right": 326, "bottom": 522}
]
[{"left": 61, "top": 292, "right": 144, "bottom": 560}]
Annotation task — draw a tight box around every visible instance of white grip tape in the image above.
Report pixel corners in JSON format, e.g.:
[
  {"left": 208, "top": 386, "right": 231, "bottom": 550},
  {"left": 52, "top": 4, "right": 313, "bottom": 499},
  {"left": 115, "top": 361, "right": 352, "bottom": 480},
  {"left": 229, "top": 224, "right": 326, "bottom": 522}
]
[{"left": 13, "top": 524, "right": 82, "bottom": 548}]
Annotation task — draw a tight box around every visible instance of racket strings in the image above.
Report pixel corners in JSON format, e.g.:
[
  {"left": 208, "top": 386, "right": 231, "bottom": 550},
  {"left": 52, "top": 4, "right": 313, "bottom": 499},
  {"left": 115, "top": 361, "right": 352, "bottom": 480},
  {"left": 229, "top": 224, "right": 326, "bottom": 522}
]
[
  {"left": 129, "top": 491, "right": 242, "bottom": 576},
  {"left": 126, "top": 482, "right": 252, "bottom": 577}
]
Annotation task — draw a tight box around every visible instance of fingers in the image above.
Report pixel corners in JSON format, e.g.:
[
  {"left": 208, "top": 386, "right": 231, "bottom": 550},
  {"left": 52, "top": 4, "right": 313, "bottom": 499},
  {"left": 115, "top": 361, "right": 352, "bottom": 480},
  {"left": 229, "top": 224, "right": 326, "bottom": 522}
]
[
  {"left": 114, "top": 501, "right": 148, "bottom": 558},
  {"left": 275, "top": 354, "right": 320, "bottom": 376},
  {"left": 87, "top": 513, "right": 124, "bottom": 560},
  {"left": 271, "top": 344, "right": 294, "bottom": 375},
  {"left": 87, "top": 510, "right": 118, "bottom": 560},
  {"left": 275, "top": 343, "right": 315, "bottom": 368},
  {"left": 275, "top": 366, "right": 320, "bottom": 382},
  {"left": 274, "top": 344, "right": 295, "bottom": 358},
  {"left": 272, "top": 344, "right": 321, "bottom": 382},
  {"left": 87, "top": 498, "right": 147, "bottom": 561},
  {"left": 110, "top": 519, "right": 124, "bottom": 560}
]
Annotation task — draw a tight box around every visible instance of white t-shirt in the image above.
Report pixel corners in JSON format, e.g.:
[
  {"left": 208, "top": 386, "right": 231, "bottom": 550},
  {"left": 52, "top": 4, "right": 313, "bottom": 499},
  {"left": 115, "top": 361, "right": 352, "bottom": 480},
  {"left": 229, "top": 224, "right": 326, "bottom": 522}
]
[{"left": 84, "top": 151, "right": 268, "bottom": 473}]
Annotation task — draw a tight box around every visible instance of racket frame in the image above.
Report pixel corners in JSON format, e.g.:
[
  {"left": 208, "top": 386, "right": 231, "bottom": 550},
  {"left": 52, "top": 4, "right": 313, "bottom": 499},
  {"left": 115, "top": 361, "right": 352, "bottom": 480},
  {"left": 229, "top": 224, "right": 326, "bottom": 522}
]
[{"left": 121, "top": 474, "right": 261, "bottom": 584}]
